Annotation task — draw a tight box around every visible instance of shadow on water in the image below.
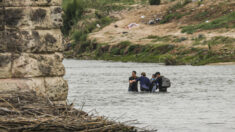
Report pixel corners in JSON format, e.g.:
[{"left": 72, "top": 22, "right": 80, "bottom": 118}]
[{"left": 64, "top": 59, "right": 235, "bottom": 132}]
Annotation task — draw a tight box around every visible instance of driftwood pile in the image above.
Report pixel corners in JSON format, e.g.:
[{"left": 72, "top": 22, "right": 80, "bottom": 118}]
[{"left": 0, "top": 91, "right": 136, "bottom": 132}]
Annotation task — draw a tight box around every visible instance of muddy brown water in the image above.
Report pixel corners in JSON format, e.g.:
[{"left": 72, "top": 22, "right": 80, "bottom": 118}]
[{"left": 64, "top": 59, "right": 235, "bottom": 132}]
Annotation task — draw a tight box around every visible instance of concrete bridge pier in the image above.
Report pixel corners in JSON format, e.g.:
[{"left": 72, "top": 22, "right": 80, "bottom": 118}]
[{"left": 0, "top": 0, "right": 68, "bottom": 102}]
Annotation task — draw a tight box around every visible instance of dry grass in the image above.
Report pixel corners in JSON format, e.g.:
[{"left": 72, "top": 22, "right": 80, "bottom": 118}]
[{"left": 0, "top": 91, "right": 137, "bottom": 132}]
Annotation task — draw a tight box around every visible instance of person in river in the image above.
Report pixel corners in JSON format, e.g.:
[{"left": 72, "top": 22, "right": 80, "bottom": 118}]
[
  {"left": 136, "top": 72, "right": 151, "bottom": 92},
  {"left": 129, "top": 71, "right": 138, "bottom": 92},
  {"left": 150, "top": 74, "right": 157, "bottom": 92},
  {"left": 155, "top": 72, "right": 167, "bottom": 92}
]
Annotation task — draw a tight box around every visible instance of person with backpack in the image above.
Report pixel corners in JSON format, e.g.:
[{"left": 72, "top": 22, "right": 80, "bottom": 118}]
[{"left": 155, "top": 72, "right": 171, "bottom": 92}]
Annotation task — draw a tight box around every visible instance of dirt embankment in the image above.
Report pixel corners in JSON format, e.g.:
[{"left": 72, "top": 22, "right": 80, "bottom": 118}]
[
  {"left": 89, "top": 0, "right": 235, "bottom": 46},
  {"left": 0, "top": 91, "right": 137, "bottom": 132},
  {"left": 65, "top": 0, "right": 235, "bottom": 65}
]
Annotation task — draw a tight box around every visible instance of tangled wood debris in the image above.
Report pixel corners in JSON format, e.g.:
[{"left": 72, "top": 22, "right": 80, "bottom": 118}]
[{"left": 0, "top": 91, "right": 137, "bottom": 132}]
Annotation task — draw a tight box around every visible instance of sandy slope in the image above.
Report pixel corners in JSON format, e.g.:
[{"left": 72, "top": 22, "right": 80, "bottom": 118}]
[{"left": 89, "top": 0, "right": 235, "bottom": 46}]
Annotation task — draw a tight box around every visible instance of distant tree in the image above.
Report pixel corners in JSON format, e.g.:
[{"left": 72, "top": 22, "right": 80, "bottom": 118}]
[{"left": 149, "top": 0, "right": 161, "bottom": 5}]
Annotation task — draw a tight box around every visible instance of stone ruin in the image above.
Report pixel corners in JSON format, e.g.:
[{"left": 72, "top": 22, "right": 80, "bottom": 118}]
[{"left": 0, "top": 0, "right": 68, "bottom": 102}]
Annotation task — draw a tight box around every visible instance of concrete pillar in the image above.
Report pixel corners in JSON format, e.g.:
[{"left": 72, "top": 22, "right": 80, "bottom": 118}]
[{"left": 0, "top": 0, "right": 68, "bottom": 101}]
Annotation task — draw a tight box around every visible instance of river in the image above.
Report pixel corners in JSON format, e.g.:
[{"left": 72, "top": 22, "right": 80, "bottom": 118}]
[{"left": 63, "top": 59, "right": 235, "bottom": 132}]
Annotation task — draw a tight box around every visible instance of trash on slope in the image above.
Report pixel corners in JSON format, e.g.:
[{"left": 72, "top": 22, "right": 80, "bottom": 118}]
[{"left": 127, "top": 23, "right": 139, "bottom": 29}]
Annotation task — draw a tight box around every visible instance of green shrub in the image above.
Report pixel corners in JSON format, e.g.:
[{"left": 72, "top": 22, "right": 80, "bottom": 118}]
[
  {"left": 62, "top": 0, "right": 87, "bottom": 35},
  {"left": 173, "top": 37, "right": 188, "bottom": 42},
  {"left": 119, "top": 41, "right": 132, "bottom": 45},
  {"left": 149, "top": 0, "right": 161, "bottom": 5},
  {"left": 160, "top": 0, "right": 191, "bottom": 24},
  {"left": 164, "top": 55, "right": 178, "bottom": 65},
  {"left": 62, "top": 0, "right": 128, "bottom": 35},
  {"left": 147, "top": 35, "right": 171, "bottom": 42},
  {"left": 169, "top": 0, "right": 191, "bottom": 12},
  {"left": 72, "top": 30, "right": 86, "bottom": 44},
  {"left": 182, "top": 11, "right": 235, "bottom": 34},
  {"left": 203, "top": 36, "right": 235, "bottom": 46},
  {"left": 194, "top": 11, "right": 208, "bottom": 21},
  {"left": 111, "top": 47, "right": 121, "bottom": 55},
  {"left": 160, "top": 13, "right": 183, "bottom": 24},
  {"left": 127, "top": 45, "right": 138, "bottom": 53},
  {"left": 156, "top": 44, "right": 175, "bottom": 54}
]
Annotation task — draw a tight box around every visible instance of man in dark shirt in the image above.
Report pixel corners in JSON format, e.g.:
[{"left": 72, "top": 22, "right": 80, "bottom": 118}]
[
  {"left": 155, "top": 72, "right": 167, "bottom": 92},
  {"left": 129, "top": 71, "right": 138, "bottom": 92}
]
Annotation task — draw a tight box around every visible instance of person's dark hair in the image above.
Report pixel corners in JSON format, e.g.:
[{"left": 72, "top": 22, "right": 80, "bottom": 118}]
[
  {"left": 141, "top": 72, "right": 146, "bottom": 77},
  {"left": 132, "top": 71, "right": 136, "bottom": 74},
  {"left": 155, "top": 72, "right": 161, "bottom": 75},
  {"left": 153, "top": 74, "right": 157, "bottom": 78}
]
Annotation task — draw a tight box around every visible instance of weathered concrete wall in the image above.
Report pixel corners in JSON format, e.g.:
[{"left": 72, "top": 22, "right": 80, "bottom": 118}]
[{"left": 0, "top": 0, "right": 68, "bottom": 101}]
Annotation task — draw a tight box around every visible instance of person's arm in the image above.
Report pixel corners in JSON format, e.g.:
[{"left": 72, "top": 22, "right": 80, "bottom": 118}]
[
  {"left": 136, "top": 77, "right": 141, "bottom": 82},
  {"left": 129, "top": 77, "right": 133, "bottom": 84},
  {"left": 129, "top": 77, "right": 137, "bottom": 83},
  {"left": 131, "top": 77, "right": 139, "bottom": 83},
  {"left": 129, "top": 80, "right": 135, "bottom": 83}
]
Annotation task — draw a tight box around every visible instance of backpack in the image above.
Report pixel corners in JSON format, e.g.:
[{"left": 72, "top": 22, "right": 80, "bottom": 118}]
[{"left": 162, "top": 76, "right": 171, "bottom": 88}]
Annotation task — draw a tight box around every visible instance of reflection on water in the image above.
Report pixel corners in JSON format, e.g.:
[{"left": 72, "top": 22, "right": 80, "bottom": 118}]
[{"left": 64, "top": 59, "right": 235, "bottom": 132}]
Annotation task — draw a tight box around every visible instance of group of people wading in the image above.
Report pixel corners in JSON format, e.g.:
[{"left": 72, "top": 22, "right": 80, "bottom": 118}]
[{"left": 129, "top": 71, "right": 171, "bottom": 92}]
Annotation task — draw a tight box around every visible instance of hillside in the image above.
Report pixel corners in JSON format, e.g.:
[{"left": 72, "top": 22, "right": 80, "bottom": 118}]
[{"left": 63, "top": 0, "right": 235, "bottom": 65}]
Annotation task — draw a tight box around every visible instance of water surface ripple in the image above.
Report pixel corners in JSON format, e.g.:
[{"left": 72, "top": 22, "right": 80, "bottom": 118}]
[{"left": 64, "top": 59, "right": 235, "bottom": 132}]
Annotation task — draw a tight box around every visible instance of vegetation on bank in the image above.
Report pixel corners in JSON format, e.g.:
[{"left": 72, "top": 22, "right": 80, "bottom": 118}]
[
  {"left": 65, "top": 35, "right": 235, "bottom": 65},
  {"left": 62, "top": 0, "right": 148, "bottom": 36},
  {"left": 182, "top": 11, "right": 235, "bottom": 34},
  {"left": 62, "top": 0, "right": 147, "bottom": 55},
  {"left": 62, "top": 0, "right": 235, "bottom": 65},
  {"left": 62, "top": 0, "right": 125, "bottom": 36},
  {"left": 160, "top": 0, "right": 192, "bottom": 24}
]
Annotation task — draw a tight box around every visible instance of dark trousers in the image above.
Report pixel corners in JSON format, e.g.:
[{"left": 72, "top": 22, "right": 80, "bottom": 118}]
[
  {"left": 129, "top": 87, "right": 138, "bottom": 92},
  {"left": 159, "top": 87, "right": 167, "bottom": 92},
  {"left": 141, "top": 88, "right": 150, "bottom": 92}
]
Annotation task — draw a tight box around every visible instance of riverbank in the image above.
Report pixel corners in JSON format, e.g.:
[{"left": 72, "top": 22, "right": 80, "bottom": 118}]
[
  {"left": 63, "top": 0, "right": 235, "bottom": 66},
  {"left": 208, "top": 62, "right": 235, "bottom": 66},
  {"left": 0, "top": 91, "right": 136, "bottom": 131},
  {"left": 64, "top": 40, "right": 235, "bottom": 65}
]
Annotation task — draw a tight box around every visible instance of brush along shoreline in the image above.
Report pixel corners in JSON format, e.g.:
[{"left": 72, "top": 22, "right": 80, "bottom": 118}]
[
  {"left": 0, "top": 91, "right": 146, "bottom": 132},
  {"left": 64, "top": 41, "right": 235, "bottom": 66}
]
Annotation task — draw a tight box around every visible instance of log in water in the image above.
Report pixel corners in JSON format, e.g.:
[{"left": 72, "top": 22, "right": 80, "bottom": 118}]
[{"left": 64, "top": 59, "right": 235, "bottom": 132}]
